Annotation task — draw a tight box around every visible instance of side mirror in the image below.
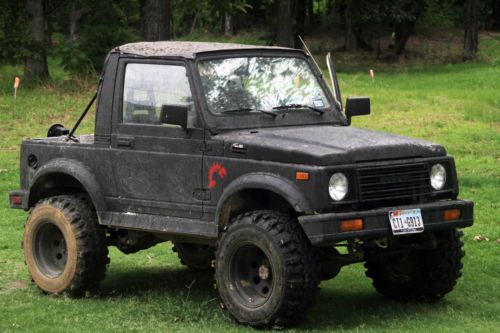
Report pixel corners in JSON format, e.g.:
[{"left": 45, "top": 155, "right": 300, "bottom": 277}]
[
  {"left": 160, "top": 104, "right": 188, "bottom": 129},
  {"left": 345, "top": 96, "right": 370, "bottom": 125}
]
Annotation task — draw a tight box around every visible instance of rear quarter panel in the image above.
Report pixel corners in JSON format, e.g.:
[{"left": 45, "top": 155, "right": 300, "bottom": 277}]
[{"left": 20, "top": 137, "right": 116, "bottom": 202}]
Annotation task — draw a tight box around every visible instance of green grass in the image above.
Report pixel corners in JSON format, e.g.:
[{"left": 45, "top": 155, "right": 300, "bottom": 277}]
[{"left": 0, "top": 37, "right": 499, "bottom": 332}]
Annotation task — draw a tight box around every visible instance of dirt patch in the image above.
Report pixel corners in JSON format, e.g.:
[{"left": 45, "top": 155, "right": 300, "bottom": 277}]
[{"left": 6, "top": 280, "right": 26, "bottom": 290}]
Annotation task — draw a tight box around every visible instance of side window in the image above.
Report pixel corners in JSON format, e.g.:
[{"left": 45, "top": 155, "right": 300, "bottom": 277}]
[{"left": 122, "top": 63, "right": 197, "bottom": 127}]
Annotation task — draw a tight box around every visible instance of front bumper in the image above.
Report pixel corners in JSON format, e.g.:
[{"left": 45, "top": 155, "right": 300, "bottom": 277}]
[{"left": 298, "top": 199, "right": 473, "bottom": 246}]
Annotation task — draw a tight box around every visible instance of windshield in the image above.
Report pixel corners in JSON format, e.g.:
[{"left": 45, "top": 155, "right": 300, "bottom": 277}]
[{"left": 198, "top": 56, "right": 331, "bottom": 115}]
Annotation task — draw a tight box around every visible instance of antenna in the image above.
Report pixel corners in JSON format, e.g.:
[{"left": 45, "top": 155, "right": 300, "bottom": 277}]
[
  {"left": 326, "top": 52, "right": 343, "bottom": 112},
  {"left": 326, "top": 53, "right": 336, "bottom": 99},
  {"left": 66, "top": 77, "right": 103, "bottom": 142},
  {"left": 298, "top": 35, "right": 322, "bottom": 76},
  {"left": 66, "top": 92, "right": 97, "bottom": 142}
]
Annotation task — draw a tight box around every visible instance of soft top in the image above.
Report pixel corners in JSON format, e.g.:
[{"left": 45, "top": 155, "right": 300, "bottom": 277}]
[{"left": 114, "top": 41, "right": 297, "bottom": 59}]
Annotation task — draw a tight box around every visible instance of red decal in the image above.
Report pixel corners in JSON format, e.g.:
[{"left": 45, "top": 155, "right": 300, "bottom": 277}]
[{"left": 208, "top": 162, "right": 227, "bottom": 189}]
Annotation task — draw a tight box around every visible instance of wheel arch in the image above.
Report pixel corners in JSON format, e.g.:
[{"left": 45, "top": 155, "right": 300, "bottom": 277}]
[
  {"left": 216, "top": 173, "right": 312, "bottom": 227},
  {"left": 28, "top": 158, "right": 107, "bottom": 218}
]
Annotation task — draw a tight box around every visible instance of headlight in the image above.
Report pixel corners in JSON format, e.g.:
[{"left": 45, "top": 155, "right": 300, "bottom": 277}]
[
  {"left": 329, "top": 173, "right": 348, "bottom": 201},
  {"left": 430, "top": 163, "right": 446, "bottom": 190}
]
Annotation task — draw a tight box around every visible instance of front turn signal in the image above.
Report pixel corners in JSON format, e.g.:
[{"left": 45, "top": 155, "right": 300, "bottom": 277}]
[
  {"left": 295, "top": 172, "right": 310, "bottom": 181},
  {"left": 340, "top": 218, "right": 364, "bottom": 232},
  {"left": 444, "top": 209, "right": 461, "bottom": 221}
]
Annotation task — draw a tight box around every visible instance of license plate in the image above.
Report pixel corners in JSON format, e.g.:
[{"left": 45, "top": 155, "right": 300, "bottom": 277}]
[{"left": 388, "top": 209, "right": 424, "bottom": 235}]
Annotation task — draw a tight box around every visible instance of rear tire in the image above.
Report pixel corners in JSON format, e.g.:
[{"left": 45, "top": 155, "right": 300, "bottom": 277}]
[
  {"left": 215, "top": 210, "right": 319, "bottom": 328},
  {"left": 23, "top": 195, "right": 109, "bottom": 296},
  {"left": 365, "top": 229, "right": 464, "bottom": 301},
  {"left": 172, "top": 242, "right": 214, "bottom": 270}
]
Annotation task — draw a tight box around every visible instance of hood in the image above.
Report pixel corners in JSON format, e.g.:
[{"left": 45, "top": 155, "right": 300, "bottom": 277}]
[{"left": 215, "top": 125, "right": 446, "bottom": 165}]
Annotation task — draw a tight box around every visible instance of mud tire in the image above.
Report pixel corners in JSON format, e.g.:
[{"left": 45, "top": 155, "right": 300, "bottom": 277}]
[
  {"left": 172, "top": 242, "right": 214, "bottom": 270},
  {"left": 23, "top": 195, "right": 108, "bottom": 296},
  {"left": 365, "top": 229, "right": 464, "bottom": 302},
  {"left": 215, "top": 210, "right": 319, "bottom": 328}
]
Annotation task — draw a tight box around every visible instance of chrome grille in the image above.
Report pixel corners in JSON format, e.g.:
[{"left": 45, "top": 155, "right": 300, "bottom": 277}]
[{"left": 358, "top": 163, "right": 431, "bottom": 201}]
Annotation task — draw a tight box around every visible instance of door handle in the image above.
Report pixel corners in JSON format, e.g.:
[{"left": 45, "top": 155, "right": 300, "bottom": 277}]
[{"left": 117, "top": 136, "right": 134, "bottom": 148}]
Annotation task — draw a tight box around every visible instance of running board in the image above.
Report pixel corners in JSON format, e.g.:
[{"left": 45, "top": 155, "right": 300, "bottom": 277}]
[{"left": 99, "top": 211, "right": 218, "bottom": 240}]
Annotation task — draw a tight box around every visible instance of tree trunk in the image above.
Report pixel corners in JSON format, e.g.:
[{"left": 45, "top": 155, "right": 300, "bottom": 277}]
[
  {"left": 276, "top": 0, "right": 294, "bottom": 47},
  {"left": 307, "top": 0, "right": 314, "bottom": 29},
  {"left": 344, "top": 0, "right": 356, "bottom": 51},
  {"left": 294, "top": 0, "right": 306, "bottom": 47},
  {"left": 354, "top": 28, "right": 373, "bottom": 51},
  {"left": 391, "top": 22, "right": 413, "bottom": 60},
  {"left": 224, "top": 11, "right": 233, "bottom": 36},
  {"left": 326, "top": 0, "right": 335, "bottom": 15},
  {"left": 190, "top": 13, "right": 198, "bottom": 34},
  {"left": 24, "top": 0, "right": 49, "bottom": 83},
  {"left": 141, "top": 0, "right": 171, "bottom": 41},
  {"left": 69, "top": 3, "right": 85, "bottom": 42},
  {"left": 493, "top": 0, "right": 500, "bottom": 29},
  {"left": 463, "top": 0, "right": 479, "bottom": 60},
  {"left": 390, "top": 1, "right": 424, "bottom": 62}
]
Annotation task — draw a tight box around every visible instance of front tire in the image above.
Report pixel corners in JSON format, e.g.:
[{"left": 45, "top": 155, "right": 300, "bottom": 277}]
[
  {"left": 215, "top": 210, "right": 319, "bottom": 328},
  {"left": 23, "top": 195, "right": 109, "bottom": 296},
  {"left": 365, "top": 229, "right": 464, "bottom": 302}
]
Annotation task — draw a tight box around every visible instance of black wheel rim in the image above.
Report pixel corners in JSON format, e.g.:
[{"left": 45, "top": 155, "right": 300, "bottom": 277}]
[
  {"left": 34, "top": 222, "right": 68, "bottom": 277},
  {"left": 229, "top": 244, "right": 273, "bottom": 308},
  {"left": 384, "top": 252, "right": 420, "bottom": 282}
]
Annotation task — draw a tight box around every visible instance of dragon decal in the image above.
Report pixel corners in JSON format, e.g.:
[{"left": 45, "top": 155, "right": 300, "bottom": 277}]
[{"left": 208, "top": 162, "right": 227, "bottom": 189}]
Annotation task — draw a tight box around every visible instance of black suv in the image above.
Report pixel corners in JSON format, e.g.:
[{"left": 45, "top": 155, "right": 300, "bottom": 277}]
[{"left": 10, "top": 41, "right": 473, "bottom": 328}]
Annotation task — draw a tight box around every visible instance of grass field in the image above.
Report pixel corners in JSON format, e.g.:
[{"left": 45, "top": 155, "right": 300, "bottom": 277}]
[{"left": 0, "top": 36, "right": 499, "bottom": 332}]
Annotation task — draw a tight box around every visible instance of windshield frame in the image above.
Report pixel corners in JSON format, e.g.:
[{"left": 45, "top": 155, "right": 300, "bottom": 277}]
[{"left": 191, "top": 49, "right": 345, "bottom": 132}]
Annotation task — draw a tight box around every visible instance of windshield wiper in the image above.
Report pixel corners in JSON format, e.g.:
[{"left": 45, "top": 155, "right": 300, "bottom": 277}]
[
  {"left": 272, "top": 103, "right": 324, "bottom": 115},
  {"left": 221, "top": 108, "right": 277, "bottom": 118}
]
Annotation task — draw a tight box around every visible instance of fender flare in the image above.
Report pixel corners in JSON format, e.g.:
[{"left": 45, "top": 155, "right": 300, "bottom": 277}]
[
  {"left": 28, "top": 158, "right": 107, "bottom": 214},
  {"left": 216, "top": 172, "right": 312, "bottom": 224}
]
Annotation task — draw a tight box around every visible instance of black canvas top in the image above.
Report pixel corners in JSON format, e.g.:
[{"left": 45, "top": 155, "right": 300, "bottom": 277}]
[{"left": 114, "top": 41, "right": 294, "bottom": 58}]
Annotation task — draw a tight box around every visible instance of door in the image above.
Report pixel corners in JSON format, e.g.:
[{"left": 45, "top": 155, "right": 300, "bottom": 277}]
[{"left": 110, "top": 61, "right": 204, "bottom": 219}]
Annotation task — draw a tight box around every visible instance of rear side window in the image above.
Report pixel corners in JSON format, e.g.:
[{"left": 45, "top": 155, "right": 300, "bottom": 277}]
[{"left": 122, "top": 63, "right": 197, "bottom": 126}]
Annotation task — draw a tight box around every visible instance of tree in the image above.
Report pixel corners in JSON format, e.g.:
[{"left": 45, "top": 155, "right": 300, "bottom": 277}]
[
  {"left": 223, "top": 8, "right": 233, "bottom": 36},
  {"left": 492, "top": 0, "right": 500, "bottom": 29},
  {"left": 343, "top": 0, "right": 355, "bottom": 51},
  {"left": 142, "top": 0, "right": 171, "bottom": 41},
  {"left": 69, "top": 1, "right": 86, "bottom": 42},
  {"left": 385, "top": 0, "right": 426, "bottom": 61},
  {"left": 54, "top": 0, "right": 140, "bottom": 74},
  {"left": 337, "top": 0, "right": 379, "bottom": 52},
  {"left": 24, "top": 0, "right": 49, "bottom": 82},
  {"left": 306, "top": 0, "right": 314, "bottom": 29},
  {"left": 0, "top": 1, "right": 30, "bottom": 64},
  {"left": 276, "top": 0, "right": 294, "bottom": 47},
  {"left": 463, "top": 0, "right": 479, "bottom": 60},
  {"left": 295, "top": 0, "right": 306, "bottom": 46},
  {"left": 246, "top": 0, "right": 268, "bottom": 29},
  {"left": 217, "top": 0, "right": 252, "bottom": 36}
]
